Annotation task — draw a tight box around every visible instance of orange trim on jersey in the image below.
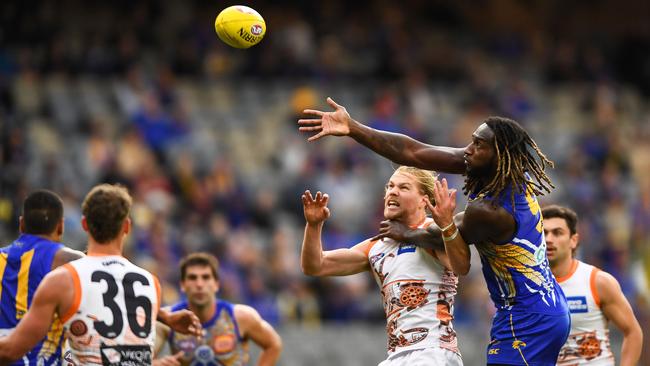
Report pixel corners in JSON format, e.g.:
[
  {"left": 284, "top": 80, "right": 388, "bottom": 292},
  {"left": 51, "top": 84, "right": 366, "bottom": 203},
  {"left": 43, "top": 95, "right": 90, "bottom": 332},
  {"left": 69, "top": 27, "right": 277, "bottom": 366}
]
[
  {"left": 590, "top": 267, "right": 601, "bottom": 308},
  {"left": 153, "top": 275, "right": 162, "bottom": 311},
  {"left": 60, "top": 263, "right": 81, "bottom": 323},
  {"left": 355, "top": 239, "right": 379, "bottom": 257},
  {"left": 409, "top": 217, "right": 429, "bottom": 229},
  {"left": 556, "top": 259, "right": 579, "bottom": 283}
]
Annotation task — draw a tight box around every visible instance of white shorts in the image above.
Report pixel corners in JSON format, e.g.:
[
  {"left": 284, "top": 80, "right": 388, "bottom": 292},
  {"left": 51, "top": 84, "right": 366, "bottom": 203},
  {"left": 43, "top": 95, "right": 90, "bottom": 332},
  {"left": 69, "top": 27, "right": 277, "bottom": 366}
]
[{"left": 378, "top": 348, "right": 463, "bottom": 366}]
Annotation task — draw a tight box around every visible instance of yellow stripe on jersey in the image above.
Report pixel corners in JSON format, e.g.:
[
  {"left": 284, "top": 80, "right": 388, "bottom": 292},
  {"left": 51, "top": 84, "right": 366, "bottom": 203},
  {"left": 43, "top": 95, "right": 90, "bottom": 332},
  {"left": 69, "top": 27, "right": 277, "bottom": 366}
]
[
  {"left": 38, "top": 314, "right": 64, "bottom": 359},
  {"left": 0, "top": 253, "right": 8, "bottom": 302},
  {"left": 16, "top": 249, "right": 35, "bottom": 319}
]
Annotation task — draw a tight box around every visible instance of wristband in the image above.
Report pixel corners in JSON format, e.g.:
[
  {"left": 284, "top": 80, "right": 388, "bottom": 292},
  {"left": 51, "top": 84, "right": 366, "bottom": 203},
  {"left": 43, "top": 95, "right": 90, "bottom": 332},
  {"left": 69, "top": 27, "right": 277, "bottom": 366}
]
[
  {"left": 440, "top": 222, "right": 455, "bottom": 232},
  {"left": 443, "top": 228, "right": 459, "bottom": 242}
]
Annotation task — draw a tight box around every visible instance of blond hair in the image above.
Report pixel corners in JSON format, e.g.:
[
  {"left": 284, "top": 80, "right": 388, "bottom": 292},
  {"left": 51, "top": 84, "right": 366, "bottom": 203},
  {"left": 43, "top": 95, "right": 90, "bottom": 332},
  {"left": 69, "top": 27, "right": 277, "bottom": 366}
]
[{"left": 393, "top": 166, "right": 439, "bottom": 205}]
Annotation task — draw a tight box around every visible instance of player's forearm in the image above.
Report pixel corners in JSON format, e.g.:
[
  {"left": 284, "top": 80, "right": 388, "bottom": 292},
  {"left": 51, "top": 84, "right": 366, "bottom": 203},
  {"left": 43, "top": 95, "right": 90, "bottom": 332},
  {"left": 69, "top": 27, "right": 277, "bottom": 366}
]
[
  {"left": 620, "top": 326, "right": 642, "bottom": 366},
  {"left": 348, "top": 119, "right": 465, "bottom": 173},
  {"left": 0, "top": 338, "right": 26, "bottom": 364},
  {"left": 404, "top": 227, "right": 445, "bottom": 251},
  {"left": 256, "top": 344, "right": 282, "bottom": 366},
  {"left": 301, "top": 223, "right": 326, "bottom": 276},
  {"left": 442, "top": 230, "right": 471, "bottom": 275}
]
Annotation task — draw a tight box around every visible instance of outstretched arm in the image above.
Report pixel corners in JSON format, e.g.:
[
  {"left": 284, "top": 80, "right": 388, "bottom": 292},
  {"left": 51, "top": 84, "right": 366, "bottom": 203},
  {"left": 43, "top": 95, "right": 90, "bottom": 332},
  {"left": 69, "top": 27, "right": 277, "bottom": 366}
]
[
  {"left": 235, "top": 305, "right": 282, "bottom": 366},
  {"left": 301, "top": 190, "right": 370, "bottom": 276},
  {"left": 299, "top": 98, "right": 466, "bottom": 174},
  {"left": 597, "top": 271, "right": 642, "bottom": 366}
]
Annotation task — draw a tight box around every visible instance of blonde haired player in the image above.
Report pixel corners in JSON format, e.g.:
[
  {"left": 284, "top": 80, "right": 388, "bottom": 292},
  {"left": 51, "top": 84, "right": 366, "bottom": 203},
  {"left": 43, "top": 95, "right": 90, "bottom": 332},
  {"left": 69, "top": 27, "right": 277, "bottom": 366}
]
[
  {"left": 0, "top": 184, "right": 198, "bottom": 365},
  {"left": 301, "top": 166, "right": 463, "bottom": 365},
  {"left": 542, "top": 205, "right": 642, "bottom": 366}
]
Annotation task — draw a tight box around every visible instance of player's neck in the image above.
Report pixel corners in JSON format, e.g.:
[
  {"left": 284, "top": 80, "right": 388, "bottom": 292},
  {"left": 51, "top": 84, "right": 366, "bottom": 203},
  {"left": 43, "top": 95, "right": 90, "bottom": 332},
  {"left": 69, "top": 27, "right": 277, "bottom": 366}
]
[
  {"left": 86, "top": 238, "right": 123, "bottom": 256},
  {"left": 406, "top": 212, "right": 426, "bottom": 228},
  {"left": 189, "top": 301, "right": 217, "bottom": 323},
  {"left": 551, "top": 257, "right": 577, "bottom": 279}
]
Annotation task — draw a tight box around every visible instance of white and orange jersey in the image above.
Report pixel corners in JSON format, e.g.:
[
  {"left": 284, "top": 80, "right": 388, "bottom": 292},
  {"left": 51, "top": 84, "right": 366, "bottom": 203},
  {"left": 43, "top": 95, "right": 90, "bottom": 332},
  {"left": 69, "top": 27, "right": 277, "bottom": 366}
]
[
  {"left": 357, "top": 218, "right": 460, "bottom": 358},
  {"left": 556, "top": 260, "right": 614, "bottom": 366},
  {"left": 60, "top": 255, "right": 161, "bottom": 366}
]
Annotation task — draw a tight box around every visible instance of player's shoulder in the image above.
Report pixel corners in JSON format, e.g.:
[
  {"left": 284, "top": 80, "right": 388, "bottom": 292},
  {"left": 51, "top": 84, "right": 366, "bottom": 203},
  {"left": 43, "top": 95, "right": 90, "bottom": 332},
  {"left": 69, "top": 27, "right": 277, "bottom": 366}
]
[
  {"left": 233, "top": 303, "right": 262, "bottom": 324},
  {"left": 51, "top": 247, "right": 85, "bottom": 269},
  {"left": 593, "top": 267, "right": 621, "bottom": 294}
]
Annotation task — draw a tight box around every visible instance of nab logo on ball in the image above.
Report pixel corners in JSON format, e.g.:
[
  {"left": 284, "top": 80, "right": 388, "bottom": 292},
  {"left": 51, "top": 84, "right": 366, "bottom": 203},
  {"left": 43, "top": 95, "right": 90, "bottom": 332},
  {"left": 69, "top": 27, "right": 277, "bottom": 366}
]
[{"left": 215, "top": 6, "right": 266, "bottom": 49}]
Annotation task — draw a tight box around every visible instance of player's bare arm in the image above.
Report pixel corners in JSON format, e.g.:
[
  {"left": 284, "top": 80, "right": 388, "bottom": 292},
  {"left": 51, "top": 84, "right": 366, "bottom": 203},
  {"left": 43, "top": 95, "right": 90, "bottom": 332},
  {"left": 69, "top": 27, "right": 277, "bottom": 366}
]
[
  {"left": 0, "top": 267, "right": 74, "bottom": 364},
  {"left": 235, "top": 304, "right": 282, "bottom": 366},
  {"left": 153, "top": 322, "right": 184, "bottom": 366},
  {"left": 301, "top": 190, "right": 370, "bottom": 276},
  {"left": 596, "top": 270, "right": 642, "bottom": 366},
  {"left": 51, "top": 247, "right": 85, "bottom": 270},
  {"left": 426, "top": 178, "right": 471, "bottom": 275},
  {"left": 299, "top": 97, "right": 466, "bottom": 174}
]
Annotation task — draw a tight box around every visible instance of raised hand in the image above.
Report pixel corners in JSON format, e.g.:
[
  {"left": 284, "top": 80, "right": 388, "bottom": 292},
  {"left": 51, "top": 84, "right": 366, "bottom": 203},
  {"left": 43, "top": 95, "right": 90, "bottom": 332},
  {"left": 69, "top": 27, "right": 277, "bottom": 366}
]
[
  {"left": 371, "top": 220, "right": 411, "bottom": 242},
  {"left": 298, "top": 97, "right": 352, "bottom": 142},
  {"left": 425, "top": 178, "right": 457, "bottom": 229},
  {"left": 302, "top": 190, "right": 331, "bottom": 225}
]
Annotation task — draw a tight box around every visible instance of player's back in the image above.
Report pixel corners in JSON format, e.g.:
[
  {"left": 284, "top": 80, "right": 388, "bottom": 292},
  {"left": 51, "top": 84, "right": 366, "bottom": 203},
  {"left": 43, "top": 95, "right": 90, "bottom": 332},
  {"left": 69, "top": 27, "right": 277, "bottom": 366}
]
[
  {"left": 61, "top": 255, "right": 160, "bottom": 366},
  {"left": 0, "top": 234, "right": 64, "bottom": 366}
]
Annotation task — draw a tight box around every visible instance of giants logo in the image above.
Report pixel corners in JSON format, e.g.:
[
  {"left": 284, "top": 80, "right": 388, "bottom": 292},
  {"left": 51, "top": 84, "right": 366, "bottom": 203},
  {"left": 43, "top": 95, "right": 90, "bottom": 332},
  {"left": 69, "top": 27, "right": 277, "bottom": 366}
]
[{"left": 566, "top": 296, "right": 588, "bottom": 313}]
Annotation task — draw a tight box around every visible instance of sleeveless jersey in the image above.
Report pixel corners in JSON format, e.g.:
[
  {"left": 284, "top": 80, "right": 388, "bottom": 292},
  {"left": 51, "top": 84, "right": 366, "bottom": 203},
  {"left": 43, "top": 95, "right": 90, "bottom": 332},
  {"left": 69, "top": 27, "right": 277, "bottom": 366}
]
[
  {"left": 0, "top": 234, "right": 64, "bottom": 366},
  {"left": 470, "top": 182, "right": 567, "bottom": 314},
  {"left": 557, "top": 260, "right": 614, "bottom": 365},
  {"left": 61, "top": 255, "right": 160, "bottom": 366},
  {"left": 168, "top": 299, "right": 250, "bottom": 366},
  {"left": 362, "top": 218, "right": 460, "bottom": 358}
]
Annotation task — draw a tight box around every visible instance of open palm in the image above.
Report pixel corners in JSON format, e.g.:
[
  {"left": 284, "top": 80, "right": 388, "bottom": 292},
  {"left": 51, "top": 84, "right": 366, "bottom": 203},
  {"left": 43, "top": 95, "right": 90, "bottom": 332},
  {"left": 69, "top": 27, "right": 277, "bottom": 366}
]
[
  {"left": 298, "top": 97, "right": 352, "bottom": 142},
  {"left": 302, "top": 190, "right": 331, "bottom": 224},
  {"left": 426, "top": 178, "right": 457, "bottom": 228}
]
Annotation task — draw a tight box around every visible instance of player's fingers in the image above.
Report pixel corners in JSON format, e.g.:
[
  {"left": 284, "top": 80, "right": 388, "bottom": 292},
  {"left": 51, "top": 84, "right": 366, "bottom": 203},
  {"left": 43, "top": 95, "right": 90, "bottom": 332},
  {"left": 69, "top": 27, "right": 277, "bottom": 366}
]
[
  {"left": 321, "top": 193, "right": 329, "bottom": 206},
  {"left": 307, "top": 131, "right": 326, "bottom": 142},
  {"left": 315, "top": 191, "right": 322, "bottom": 202},
  {"left": 298, "top": 125, "right": 323, "bottom": 132},
  {"left": 326, "top": 97, "right": 342, "bottom": 110},
  {"left": 298, "top": 118, "right": 322, "bottom": 125},
  {"left": 303, "top": 109, "right": 324, "bottom": 116},
  {"left": 172, "top": 351, "right": 184, "bottom": 360},
  {"left": 370, "top": 233, "right": 386, "bottom": 241},
  {"left": 425, "top": 197, "right": 436, "bottom": 212}
]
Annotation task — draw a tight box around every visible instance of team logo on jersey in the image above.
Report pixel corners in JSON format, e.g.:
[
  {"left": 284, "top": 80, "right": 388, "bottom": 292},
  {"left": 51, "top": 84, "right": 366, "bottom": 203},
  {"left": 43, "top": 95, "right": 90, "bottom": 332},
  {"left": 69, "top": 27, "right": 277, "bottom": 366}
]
[
  {"left": 213, "top": 334, "right": 236, "bottom": 354},
  {"left": 100, "top": 344, "right": 151, "bottom": 366},
  {"left": 70, "top": 319, "right": 88, "bottom": 336},
  {"left": 566, "top": 296, "right": 588, "bottom": 313},
  {"left": 397, "top": 244, "right": 416, "bottom": 255}
]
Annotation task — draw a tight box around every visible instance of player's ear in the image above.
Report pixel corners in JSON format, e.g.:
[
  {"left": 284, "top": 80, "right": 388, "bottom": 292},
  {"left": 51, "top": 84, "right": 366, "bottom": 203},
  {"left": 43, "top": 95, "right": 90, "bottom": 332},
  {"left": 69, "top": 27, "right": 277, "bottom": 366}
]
[
  {"left": 123, "top": 218, "right": 131, "bottom": 236},
  {"left": 57, "top": 218, "right": 64, "bottom": 237},
  {"left": 81, "top": 216, "right": 89, "bottom": 232},
  {"left": 19, "top": 216, "right": 25, "bottom": 233}
]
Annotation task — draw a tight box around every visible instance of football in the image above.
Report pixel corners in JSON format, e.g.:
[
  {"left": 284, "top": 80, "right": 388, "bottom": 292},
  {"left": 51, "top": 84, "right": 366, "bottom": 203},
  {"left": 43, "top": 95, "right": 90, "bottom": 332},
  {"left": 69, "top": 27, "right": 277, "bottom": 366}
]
[{"left": 214, "top": 5, "right": 266, "bottom": 49}]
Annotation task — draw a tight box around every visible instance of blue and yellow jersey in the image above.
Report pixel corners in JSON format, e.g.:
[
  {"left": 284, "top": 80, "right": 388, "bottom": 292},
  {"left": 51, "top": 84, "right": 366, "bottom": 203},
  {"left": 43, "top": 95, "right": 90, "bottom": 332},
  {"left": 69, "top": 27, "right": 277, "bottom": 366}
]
[
  {"left": 471, "top": 181, "right": 568, "bottom": 315},
  {"left": 0, "top": 234, "right": 64, "bottom": 366},
  {"left": 169, "top": 299, "right": 250, "bottom": 366}
]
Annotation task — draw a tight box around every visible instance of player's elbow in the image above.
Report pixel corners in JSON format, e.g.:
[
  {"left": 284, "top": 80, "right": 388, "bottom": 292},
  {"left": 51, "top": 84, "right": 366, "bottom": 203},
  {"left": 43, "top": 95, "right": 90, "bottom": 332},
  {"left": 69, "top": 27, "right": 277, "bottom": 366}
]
[
  {"left": 0, "top": 347, "right": 23, "bottom": 365},
  {"left": 301, "top": 263, "right": 322, "bottom": 277}
]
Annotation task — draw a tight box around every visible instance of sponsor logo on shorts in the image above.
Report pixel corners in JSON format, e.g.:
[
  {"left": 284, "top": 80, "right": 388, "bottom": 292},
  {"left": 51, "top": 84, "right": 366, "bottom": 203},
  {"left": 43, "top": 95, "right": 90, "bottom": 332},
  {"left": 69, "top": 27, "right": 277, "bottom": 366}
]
[{"left": 566, "top": 296, "right": 588, "bottom": 313}]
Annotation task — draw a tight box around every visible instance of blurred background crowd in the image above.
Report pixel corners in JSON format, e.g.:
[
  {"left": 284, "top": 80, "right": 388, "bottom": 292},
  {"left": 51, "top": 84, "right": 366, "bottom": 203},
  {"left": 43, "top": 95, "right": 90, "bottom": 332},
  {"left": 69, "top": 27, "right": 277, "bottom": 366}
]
[{"left": 0, "top": 0, "right": 649, "bottom": 364}]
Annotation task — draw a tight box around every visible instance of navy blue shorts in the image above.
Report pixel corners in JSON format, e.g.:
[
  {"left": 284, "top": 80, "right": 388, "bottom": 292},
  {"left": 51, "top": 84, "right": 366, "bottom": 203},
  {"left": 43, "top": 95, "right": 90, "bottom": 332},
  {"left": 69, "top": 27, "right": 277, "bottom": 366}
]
[{"left": 486, "top": 310, "right": 571, "bottom": 365}]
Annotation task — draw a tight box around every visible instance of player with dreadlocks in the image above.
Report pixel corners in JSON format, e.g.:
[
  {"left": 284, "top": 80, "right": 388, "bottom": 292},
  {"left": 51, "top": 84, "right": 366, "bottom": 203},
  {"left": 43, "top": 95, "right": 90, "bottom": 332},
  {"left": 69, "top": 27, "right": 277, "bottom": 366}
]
[{"left": 299, "top": 98, "right": 570, "bottom": 365}]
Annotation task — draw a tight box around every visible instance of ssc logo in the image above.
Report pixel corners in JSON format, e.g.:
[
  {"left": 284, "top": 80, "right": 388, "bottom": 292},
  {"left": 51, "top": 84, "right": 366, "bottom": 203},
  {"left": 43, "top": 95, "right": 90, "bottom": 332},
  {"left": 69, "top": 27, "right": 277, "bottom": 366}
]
[{"left": 250, "top": 24, "right": 263, "bottom": 36}]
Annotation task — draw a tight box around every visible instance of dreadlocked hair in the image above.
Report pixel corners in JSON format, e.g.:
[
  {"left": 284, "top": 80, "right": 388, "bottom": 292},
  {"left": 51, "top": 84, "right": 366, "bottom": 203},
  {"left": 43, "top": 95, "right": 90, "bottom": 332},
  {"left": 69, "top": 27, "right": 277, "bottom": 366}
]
[{"left": 463, "top": 117, "right": 555, "bottom": 207}]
